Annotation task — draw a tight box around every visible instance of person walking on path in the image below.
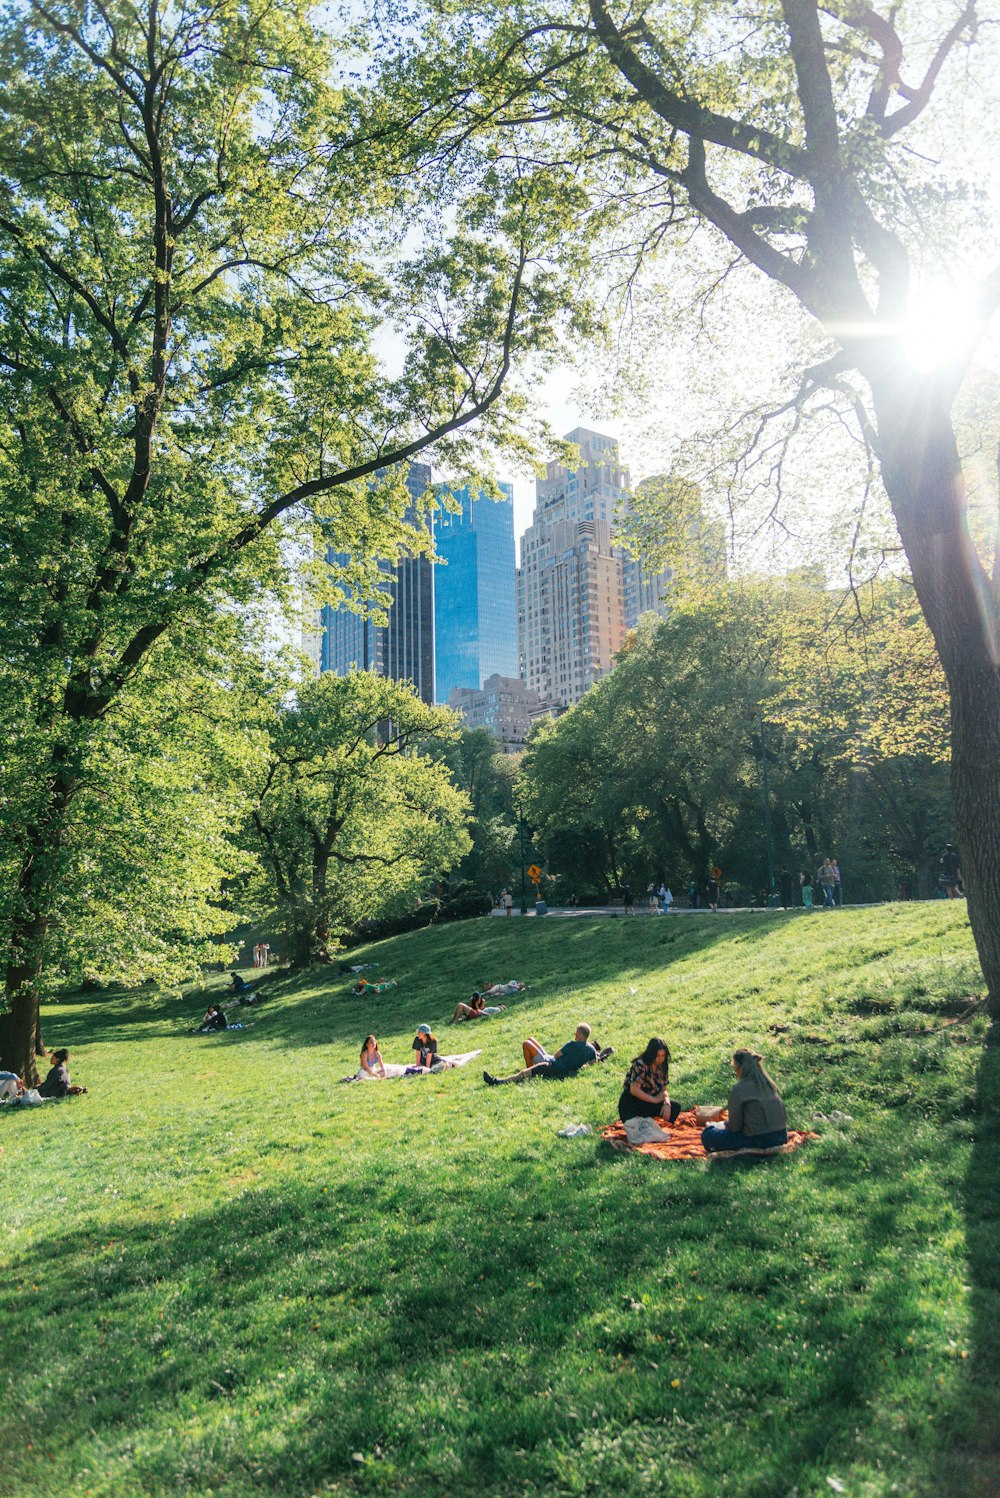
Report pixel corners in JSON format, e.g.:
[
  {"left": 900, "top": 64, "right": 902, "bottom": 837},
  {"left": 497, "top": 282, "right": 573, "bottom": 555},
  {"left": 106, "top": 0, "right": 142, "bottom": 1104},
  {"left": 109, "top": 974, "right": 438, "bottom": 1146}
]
[
  {"left": 800, "top": 870, "right": 814, "bottom": 910},
  {"left": 688, "top": 878, "right": 698, "bottom": 910},
  {"left": 940, "top": 843, "right": 964, "bottom": 897},
  {"left": 622, "top": 882, "right": 634, "bottom": 913},
  {"left": 817, "top": 859, "right": 837, "bottom": 909},
  {"left": 832, "top": 859, "right": 842, "bottom": 906},
  {"left": 706, "top": 874, "right": 719, "bottom": 912},
  {"left": 502, "top": 889, "right": 514, "bottom": 917},
  {"left": 483, "top": 1025, "right": 599, "bottom": 1085}
]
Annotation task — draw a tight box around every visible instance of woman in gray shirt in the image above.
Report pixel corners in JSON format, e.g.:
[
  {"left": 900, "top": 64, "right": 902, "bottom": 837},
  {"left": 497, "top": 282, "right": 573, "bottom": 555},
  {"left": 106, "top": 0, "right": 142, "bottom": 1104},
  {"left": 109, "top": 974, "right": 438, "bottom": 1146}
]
[{"left": 701, "top": 1048, "right": 787, "bottom": 1152}]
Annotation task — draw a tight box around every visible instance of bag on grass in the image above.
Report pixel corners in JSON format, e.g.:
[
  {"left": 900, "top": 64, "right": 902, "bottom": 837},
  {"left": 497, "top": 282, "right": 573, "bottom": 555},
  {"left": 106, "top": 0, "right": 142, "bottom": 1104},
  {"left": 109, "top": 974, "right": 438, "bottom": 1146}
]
[{"left": 624, "top": 1116, "right": 670, "bottom": 1145}]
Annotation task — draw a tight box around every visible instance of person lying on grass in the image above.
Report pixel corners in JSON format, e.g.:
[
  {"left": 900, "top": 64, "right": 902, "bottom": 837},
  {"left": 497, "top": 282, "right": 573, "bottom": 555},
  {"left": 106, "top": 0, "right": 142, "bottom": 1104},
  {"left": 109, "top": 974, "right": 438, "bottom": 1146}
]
[
  {"left": 38, "top": 1048, "right": 88, "bottom": 1097},
  {"left": 359, "top": 1034, "right": 387, "bottom": 1079},
  {"left": 352, "top": 978, "right": 397, "bottom": 996},
  {"left": 618, "top": 1036, "right": 683, "bottom": 1128},
  {"left": 483, "top": 1024, "right": 610, "bottom": 1086},
  {"left": 699, "top": 1048, "right": 788, "bottom": 1153},
  {"left": 449, "top": 992, "right": 507, "bottom": 1023},
  {"left": 482, "top": 980, "right": 525, "bottom": 998}
]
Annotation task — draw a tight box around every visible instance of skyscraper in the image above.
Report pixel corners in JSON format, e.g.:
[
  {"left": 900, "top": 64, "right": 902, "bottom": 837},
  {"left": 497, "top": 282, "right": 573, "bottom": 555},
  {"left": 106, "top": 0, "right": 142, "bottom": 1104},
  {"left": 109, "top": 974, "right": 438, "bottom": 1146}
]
[
  {"left": 433, "top": 482, "right": 518, "bottom": 704},
  {"left": 517, "top": 428, "right": 629, "bottom": 708},
  {"left": 319, "top": 461, "right": 436, "bottom": 704}
]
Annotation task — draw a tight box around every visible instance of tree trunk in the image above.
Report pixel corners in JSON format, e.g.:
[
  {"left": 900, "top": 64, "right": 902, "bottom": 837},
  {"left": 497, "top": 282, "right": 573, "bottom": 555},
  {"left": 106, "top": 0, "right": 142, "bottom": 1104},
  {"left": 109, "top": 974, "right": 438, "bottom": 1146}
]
[
  {"left": 1, "top": 755, "right": 76, "bottom": 1083},
  {"left": 949, "top": 665, "right": 1000, "bottom": 1013},
  {"left": 872, "top": 368, "right": 1000, "bottom": 1021}
]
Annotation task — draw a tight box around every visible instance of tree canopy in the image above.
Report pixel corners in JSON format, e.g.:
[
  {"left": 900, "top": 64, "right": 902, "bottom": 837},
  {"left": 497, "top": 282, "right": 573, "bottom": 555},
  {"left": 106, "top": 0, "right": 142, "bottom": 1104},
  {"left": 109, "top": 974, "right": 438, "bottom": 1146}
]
[
  {"left": 377, "top": 0, "right": 1000, "bottom": 1013},
  {"left": 0, "top": 0, "right": 586, "bottom": 1076}
]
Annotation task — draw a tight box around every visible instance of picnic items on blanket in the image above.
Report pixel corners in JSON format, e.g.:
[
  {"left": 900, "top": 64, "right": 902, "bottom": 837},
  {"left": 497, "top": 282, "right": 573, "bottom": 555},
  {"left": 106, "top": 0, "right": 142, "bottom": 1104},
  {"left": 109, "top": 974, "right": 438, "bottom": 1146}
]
[
  {"left": 624, "top": 1116, "right": 671, "bottom": 1145},
  {"left": 601, "top": 1109, "right": 818, "bottom": 1162},
  {"left": 556, "top": 1123, "right": 594, "bottom": 1137},
  {"left": 341, "top": 1050, "right": 483, "bottom": 1082},
  {"left": 694, "top": 1105, "right": 725, "bottom": 1125}
]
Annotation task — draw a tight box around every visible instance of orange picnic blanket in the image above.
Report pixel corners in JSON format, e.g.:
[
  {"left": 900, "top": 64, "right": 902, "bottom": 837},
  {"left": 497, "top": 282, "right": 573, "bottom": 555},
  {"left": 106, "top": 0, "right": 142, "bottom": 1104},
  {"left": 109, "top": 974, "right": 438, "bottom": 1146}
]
[{"left": 599, "top": 1109, "right": 818, "bottom": 1162}]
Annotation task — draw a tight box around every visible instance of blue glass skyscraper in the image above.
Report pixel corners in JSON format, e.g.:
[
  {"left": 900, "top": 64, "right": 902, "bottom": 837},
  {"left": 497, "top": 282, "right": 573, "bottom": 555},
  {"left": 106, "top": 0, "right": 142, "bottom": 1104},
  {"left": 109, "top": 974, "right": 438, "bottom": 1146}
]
[
  {"left": 319, "top": 462, "right": 436, "bottom": 704},
  {"left": 433, "top": 483, "right": 517, "bottom": 704}
]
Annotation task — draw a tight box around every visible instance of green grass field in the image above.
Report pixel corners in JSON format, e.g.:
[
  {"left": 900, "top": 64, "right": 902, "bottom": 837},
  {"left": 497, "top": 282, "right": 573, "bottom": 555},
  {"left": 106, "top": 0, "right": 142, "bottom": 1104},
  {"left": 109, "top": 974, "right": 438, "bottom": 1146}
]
[{"left": 2, "top": 905, "right": 999, "bottom": 1498}]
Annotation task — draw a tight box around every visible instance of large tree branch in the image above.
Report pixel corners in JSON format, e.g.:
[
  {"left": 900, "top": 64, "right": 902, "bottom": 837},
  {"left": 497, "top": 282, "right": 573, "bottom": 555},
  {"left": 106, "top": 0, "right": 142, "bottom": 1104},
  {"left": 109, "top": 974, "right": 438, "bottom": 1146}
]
[{"left": 588, "top": 0, "right": 810, "bottom": 177}]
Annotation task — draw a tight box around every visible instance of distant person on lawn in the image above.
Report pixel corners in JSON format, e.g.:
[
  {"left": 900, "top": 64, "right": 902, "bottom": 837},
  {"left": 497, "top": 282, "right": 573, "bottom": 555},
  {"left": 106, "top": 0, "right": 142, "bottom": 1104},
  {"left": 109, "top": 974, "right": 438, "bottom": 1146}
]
[
  {"left": 38, "top": 1048, "right": 87, "bottom": 1097},
  {"left": 0, "top": 1069, "right": 26, "bottom": 1101},
  {"left": 359, "top": 1034, "right": 387, "bottom": 1079},
  {"left": 406, "top": 1024, "right": 442, "bottom": 1072},
  {"left": 450, "top": 992, "right": 508, "bottom": 1023},
  {"left": 197, "top": 1004, "right": 228, "bottom": 1033},
  {"left": 618, "top": 1037, "right": 683, "bottom": 1127},
  {"left": 700, "top": 1049, "right": 787, "bottom": 1153},
  {"left": 483, "top": 1024, "right": 600, "bottom": 1086},
  {"left": 940, "top": 843, "right": 963, "bottom": 897}
]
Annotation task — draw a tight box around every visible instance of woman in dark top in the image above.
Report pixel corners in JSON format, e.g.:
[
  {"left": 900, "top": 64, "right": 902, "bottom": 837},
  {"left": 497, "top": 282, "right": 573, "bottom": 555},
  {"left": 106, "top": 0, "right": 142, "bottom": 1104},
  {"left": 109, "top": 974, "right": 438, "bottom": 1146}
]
[
  {"left": 618, "top": 1036, "right": 683, "bottom": 1125},
  {"left": 407, "top": 1024, "right": 441, "bottom": 1071},
  {"left": 701, "top": 1048, "right": 788, "bottom": 1152},
  {"left": 38, "top": 1048, "right": 86, "bottom": 1096},
  {"left": 197, "top": 1004, "right": 229, "bottom": 1033}
]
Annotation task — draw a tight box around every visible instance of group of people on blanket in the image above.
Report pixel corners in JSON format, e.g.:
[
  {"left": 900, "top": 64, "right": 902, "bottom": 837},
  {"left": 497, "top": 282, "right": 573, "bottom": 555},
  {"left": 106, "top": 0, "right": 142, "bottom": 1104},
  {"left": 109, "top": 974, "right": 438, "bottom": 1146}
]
[
  {"left": 358, "top": 1025, "right": 462, "bottom": 1076},
  {"left": 484, "top": 1025, "right": 787, "bottom": 1154}
]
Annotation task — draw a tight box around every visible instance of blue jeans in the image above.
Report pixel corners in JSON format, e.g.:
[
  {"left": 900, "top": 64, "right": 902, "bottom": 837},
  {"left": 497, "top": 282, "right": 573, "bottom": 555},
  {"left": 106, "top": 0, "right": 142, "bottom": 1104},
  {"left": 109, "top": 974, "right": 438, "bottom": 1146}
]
[
  {"left": 821, "top": 884, "right": 836, "bottom": 908},
  {"left": 701, "top": 1124, "right": 788, "bottom": 1152}
]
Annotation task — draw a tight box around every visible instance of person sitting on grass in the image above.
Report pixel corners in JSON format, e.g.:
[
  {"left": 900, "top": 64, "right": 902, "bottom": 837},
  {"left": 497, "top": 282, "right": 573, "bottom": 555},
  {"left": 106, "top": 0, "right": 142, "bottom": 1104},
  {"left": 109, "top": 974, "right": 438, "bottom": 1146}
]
[
  {"left": 196, "top": 1004, "right": 229, "bottom": 1034},
  {"left": 359, "top": 1034, "right": 387, "bottom": 1079},
  {"left": 618, "top": 1036, "right": 683, "bottom": 1128},
  {"left": 0, "top": 1069, "right": 25, "bottom": 1102},
  {"left": 450, "top": 992, "right": 508, "bottom": 1023},
  {"left": 483, "top": 1024, "right": 602, "bottom": 1086},
  {"left": 38, "top": 1048, "right": 88, "bottom": 1097},
  {"left": 406, "top": 1024, "right": 443, "bottom": 1073},
  {"left": 700, "top": 1048, "right": 788, "bottom": 1153},
  {"left": 450, "top": 992, "right": 488, "bottom": 1023}
]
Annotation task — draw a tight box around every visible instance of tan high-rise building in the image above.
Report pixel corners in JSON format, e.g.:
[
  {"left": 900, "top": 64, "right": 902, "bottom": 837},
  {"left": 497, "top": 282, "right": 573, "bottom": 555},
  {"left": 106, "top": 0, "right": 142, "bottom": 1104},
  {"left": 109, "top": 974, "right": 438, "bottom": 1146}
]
[{"left": 517, "top": 428, "right": 629, "bottom": 708}]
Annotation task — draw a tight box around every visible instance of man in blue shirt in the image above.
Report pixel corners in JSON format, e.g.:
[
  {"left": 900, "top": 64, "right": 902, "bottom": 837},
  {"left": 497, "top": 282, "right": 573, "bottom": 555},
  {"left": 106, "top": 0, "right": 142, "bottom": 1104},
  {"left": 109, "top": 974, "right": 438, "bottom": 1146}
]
[{"left": 483, "top": 1024, "right": 601, "bottom": 1085}]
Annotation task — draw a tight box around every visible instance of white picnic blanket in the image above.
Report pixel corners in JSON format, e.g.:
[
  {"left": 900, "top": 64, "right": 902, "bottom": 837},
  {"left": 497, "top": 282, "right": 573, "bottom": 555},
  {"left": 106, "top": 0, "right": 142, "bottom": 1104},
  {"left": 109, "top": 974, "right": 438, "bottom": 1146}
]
[{"left": 352, "top": 1050, "right": 483, "bottom": 1081}]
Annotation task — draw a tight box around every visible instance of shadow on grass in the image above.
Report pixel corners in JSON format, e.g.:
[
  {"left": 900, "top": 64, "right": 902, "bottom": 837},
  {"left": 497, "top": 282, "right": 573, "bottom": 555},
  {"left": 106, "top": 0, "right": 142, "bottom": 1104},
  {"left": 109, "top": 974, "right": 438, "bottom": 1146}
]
[
  {"left": 927, "top": 1044, "right": 1000, "bottom": 1497},
  {"left": 0, "top": 1125, "right": 983, "bottom": 1498}
]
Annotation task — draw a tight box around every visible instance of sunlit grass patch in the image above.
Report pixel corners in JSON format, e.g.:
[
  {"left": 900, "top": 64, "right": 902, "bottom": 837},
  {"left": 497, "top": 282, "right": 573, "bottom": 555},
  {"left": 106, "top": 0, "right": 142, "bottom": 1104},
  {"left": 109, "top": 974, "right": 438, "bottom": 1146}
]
[{"left": 1, "top": 902, "right": 996, "bottom": 1497}]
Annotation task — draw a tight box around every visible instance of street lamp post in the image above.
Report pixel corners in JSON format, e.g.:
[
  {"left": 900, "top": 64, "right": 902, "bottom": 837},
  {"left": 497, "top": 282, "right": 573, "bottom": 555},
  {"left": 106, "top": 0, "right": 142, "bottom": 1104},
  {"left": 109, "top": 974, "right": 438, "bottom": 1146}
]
[{"left": 518, "top": 812, "right": 528, "bottom": 915}]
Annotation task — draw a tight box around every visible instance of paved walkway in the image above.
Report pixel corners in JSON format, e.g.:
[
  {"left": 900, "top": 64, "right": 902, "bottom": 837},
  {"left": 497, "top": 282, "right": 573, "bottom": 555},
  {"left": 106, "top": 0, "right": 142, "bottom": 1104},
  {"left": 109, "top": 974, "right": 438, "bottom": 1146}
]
[{"left": 489, "top": 904, "right": 821, "bottom": 918}]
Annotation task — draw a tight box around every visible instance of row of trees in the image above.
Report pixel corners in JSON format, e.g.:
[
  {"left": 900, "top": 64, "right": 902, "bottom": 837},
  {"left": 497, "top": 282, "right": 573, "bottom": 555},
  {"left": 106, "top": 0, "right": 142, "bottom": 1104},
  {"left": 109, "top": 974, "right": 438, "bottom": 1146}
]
[
  {"left": 3, "top": 0, "right": 999, "bottom": 1081},
  {"left": 519, "top": 576, "right": 952, "bottom": 904}
]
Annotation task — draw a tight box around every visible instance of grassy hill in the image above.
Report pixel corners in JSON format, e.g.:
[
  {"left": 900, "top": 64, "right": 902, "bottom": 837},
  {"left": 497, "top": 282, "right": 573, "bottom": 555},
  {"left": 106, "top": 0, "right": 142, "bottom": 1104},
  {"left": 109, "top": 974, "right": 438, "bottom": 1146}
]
[{"left": 2, "top": 904, "right": 998, "bottom": 1498}]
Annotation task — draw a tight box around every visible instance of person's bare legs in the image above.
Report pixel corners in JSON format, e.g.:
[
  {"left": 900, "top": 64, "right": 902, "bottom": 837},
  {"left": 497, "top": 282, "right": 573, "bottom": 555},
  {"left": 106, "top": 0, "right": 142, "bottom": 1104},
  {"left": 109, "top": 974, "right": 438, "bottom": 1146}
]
[{"left": 522, "top": 1037, "right": 545, "bottom": 1067}]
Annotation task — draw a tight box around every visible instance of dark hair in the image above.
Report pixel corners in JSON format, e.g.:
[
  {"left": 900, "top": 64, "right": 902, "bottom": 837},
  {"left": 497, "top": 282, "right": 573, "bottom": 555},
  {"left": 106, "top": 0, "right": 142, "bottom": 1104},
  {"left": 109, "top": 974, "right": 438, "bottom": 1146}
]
[
  {"left": 361, "top": 1034, "right": 377, "bottom": 1058},
  {"left": 638, "top": 1036, "right": 670, "bottom": 1075},
  {"left": 470, "top": 994, "right": 485, "bottom": 1010},
  {"left": 52, "top": 1048, "right": 69, "bottom": 1064}
]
